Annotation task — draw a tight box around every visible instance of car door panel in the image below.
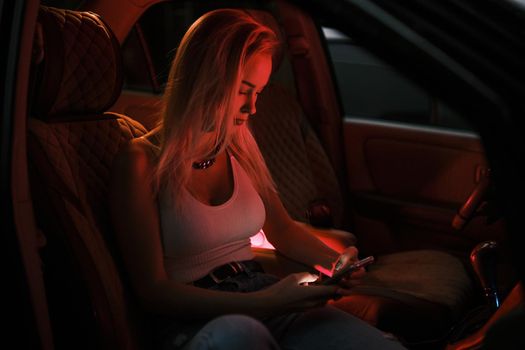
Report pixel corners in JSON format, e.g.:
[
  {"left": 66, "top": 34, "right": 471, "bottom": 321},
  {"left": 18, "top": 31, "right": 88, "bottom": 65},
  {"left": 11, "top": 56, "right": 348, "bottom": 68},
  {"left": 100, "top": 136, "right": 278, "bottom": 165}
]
[
  {"left": 365, "top": 137, "right": 484, "bottom": 203},
  {"left": 343, "top": 118, "right": 505, "bottom": 255}
]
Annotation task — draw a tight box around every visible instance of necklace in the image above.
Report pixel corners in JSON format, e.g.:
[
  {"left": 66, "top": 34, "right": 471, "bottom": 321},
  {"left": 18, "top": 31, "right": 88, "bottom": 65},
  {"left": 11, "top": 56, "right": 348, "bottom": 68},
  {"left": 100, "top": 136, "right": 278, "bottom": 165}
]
[
  {"left": 192, "top": 143, "right": 222, "bottom": 170},
  {"left": 192, "top": 157, "right": 216, "bottom": 170}
]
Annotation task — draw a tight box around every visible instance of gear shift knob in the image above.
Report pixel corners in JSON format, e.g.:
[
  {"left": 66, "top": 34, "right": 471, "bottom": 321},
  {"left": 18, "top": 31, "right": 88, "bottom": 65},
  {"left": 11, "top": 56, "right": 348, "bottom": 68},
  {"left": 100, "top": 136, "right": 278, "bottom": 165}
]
[{"left": 470, "top": 241, "right": 500, "bottom": 309}]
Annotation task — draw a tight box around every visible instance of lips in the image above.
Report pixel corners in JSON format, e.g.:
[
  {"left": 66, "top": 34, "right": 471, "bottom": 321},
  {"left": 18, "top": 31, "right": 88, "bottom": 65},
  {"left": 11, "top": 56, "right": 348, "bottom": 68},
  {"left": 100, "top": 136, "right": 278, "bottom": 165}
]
[{"left": 235, "top": 118, "right": 248, "bottom": 125}]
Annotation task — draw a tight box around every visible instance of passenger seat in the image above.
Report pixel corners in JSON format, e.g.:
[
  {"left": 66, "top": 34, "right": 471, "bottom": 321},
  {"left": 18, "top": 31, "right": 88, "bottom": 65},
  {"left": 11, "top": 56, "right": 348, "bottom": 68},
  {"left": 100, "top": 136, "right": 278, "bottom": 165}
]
[
  {"left": 253, "top": 80, "right": 473, "bottom": 344},
  {"left": 28, "top": 7, "right": 148, "bottom": 349},
  {"left": 249, "top": 10, "right": 473, "bottom": 343}
]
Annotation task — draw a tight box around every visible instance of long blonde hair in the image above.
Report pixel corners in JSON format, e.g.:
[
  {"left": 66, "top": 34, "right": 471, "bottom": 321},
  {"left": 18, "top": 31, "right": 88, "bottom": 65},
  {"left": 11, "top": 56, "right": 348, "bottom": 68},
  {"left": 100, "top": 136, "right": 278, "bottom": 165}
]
[{"left": 152, "top": 9, "right": 279, "bottom": 206}]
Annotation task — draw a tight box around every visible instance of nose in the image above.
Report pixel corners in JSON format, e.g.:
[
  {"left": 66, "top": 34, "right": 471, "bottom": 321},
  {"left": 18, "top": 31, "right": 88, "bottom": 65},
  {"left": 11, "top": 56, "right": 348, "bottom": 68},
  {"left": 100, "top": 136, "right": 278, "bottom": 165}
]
[{"left": 242, "top": 93, "right": 257, "bottom": 116}]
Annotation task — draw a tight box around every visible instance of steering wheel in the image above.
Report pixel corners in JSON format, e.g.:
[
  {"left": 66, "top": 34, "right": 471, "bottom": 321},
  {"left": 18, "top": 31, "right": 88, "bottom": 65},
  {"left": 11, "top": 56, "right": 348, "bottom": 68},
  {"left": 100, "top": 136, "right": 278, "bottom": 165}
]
[{"left": 452, "top": 169, "right": 491, "bottom": 230}]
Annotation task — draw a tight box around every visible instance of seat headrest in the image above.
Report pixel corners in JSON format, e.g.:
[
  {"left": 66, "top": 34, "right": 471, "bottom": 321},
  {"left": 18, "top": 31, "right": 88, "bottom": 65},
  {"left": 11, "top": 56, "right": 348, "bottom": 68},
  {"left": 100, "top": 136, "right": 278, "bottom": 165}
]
[{"left": 32, "top": 6, "right": 122, "bottom": 120}]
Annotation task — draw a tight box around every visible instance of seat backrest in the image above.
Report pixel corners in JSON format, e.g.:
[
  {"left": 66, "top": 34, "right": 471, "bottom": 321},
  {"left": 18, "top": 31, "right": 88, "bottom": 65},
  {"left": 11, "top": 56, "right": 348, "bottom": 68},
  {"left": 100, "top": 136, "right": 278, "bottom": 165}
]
[
  {"left": 248, "top": 9, "right": 344, "bottom": 229},
  {"left": 252, "top": 82, "right": 345, "bottom": 228},
  {"left": 29, "top": 6, "right": 148, "bottom": 350}
]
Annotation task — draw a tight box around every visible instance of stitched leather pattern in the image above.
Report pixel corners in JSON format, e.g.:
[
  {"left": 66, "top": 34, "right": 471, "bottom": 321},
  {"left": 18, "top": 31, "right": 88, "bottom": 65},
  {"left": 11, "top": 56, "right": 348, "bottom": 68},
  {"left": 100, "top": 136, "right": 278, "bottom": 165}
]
[
  {"left": 251, "top": 84, "right": 318, "bottom": 222},
  {"left": 29, "top": 115, "right": 146, "bottom": 228},
  {"left": 28, "top": 114, "right": 146, "bottom": 349},
  {"left": 302, "top": 116, "right": 344, "bottom": 226},
  {"left": 30, "top": 7, "right": 147, "bottom": 348},
  {"left": 37, "top": 7, "right": 122, "bottom": 117},
  {"left": 252, "top": 83, "right": 344, "bottom": 226}
]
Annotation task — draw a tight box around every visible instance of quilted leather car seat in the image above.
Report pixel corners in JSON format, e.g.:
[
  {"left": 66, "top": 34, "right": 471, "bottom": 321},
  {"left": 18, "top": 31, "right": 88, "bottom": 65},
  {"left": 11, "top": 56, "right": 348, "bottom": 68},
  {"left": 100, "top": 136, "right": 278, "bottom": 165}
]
[
  {"left": 252, "top": 80, "right": 474, "bottom": 343},
  {"left": 248, "top": 11, "right": 474, "bottom": 343},
  {"left": 28, "top": 7, "right": 148, "bottom": 350}
]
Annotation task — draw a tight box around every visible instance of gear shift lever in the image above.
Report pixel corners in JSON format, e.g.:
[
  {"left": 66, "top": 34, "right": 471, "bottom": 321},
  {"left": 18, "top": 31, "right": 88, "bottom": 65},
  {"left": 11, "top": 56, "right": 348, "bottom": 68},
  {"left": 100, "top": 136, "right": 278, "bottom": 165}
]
[{"left": 470, "top": 241, "right": 500, "bottom": 310}]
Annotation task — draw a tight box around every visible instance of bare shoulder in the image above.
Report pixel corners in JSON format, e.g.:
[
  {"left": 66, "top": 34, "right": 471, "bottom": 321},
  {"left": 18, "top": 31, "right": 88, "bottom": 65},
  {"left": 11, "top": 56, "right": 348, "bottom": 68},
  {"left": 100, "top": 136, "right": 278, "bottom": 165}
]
[
  {"left": 114, "top": 135, "right": 159, "bottom": 177},
  {"left": 110, "top": 135, "right": 159, "bottom": 207}
]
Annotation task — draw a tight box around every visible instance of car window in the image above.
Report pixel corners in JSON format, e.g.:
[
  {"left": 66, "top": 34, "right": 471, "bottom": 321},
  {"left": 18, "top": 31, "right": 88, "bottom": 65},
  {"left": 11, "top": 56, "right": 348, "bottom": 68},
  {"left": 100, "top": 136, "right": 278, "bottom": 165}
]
[{"left": 322, "top": 27, "right": 473, "bottom": 131}]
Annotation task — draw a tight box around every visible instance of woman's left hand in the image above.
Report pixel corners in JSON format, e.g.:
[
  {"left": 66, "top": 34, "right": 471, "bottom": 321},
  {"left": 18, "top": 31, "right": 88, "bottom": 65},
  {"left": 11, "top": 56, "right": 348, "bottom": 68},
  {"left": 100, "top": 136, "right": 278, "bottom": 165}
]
[{"left": 333, "top": 246, "right": 367, "bottom": 288}]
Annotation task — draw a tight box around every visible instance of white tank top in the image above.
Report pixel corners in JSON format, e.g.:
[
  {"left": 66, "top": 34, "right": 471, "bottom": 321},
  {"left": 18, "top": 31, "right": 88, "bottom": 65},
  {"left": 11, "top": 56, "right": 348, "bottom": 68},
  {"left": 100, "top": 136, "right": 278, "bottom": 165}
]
[{"left": 159, "top": 155, "right": 265, "bottom": 283}]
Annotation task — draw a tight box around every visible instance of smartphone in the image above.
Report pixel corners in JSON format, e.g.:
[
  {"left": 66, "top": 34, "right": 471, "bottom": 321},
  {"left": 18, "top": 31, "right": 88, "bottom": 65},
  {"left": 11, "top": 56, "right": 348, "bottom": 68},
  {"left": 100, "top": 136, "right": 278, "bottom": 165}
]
[{"left": 316, "top": 256, "right": 375, "bottom": 285}]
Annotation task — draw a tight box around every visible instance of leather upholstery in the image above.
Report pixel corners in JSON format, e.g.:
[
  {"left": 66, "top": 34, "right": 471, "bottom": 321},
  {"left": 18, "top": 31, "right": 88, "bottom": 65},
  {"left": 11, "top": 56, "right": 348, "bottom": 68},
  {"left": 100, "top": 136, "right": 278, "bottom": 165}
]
[
  {"left": 252, "top": 83, "right": 344, "bottom": 226},
  {"left": 333, "top": 250, "right": 472, "bottom": 341},
  {"left": 253, "top": 80, "right": 473, "bottom": 343},
  {"left": 29, "top": 7, "right": 147, "bottom": 349},
  {"left": 33, "top": 6, "right": 122, "bottom": 118}
]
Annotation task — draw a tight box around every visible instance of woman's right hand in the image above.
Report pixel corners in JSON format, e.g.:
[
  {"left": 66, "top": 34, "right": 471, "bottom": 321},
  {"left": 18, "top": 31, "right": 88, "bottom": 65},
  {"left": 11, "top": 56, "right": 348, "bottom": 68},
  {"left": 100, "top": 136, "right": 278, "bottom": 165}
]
[{"left": 256, "top": 272, "right": 350, "bottom": 316}]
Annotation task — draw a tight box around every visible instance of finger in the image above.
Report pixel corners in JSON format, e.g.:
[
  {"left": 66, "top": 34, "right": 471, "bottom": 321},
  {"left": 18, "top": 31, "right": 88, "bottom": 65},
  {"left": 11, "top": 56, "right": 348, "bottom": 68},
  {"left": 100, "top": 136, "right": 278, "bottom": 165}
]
[
  {"left": 339, "top": 277, "right": 363, "bottom": 289},
  {"left": 293, "top": 272, "right": 320, "bottom": 284},
  {"left": 345, "top": 246, "right": 359, "bottom": 262},
  {"left": 335, "top": 287, "right": 353, "bottom": 296},
  {"left": 338, "top": 268, "right": 365, "bottom": 287},
  {"left": 335, "top": 247, "right": 359, "bottom": 272},
  {"left": 334, "top": 258, "right": 345, "bottom": 272},
  {"left": 301, "top": 285, "right": 343, "bottom": 302}
]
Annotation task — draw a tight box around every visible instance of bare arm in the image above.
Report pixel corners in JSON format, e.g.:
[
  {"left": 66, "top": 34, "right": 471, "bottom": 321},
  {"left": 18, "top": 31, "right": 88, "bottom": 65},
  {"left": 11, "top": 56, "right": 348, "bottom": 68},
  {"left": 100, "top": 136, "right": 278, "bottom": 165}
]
[
  {"left": 109, "top": 141, "right": 340, "bottom": 319},
  {"left": 262, "top": 190, "right": 352, "bottom": 276}
]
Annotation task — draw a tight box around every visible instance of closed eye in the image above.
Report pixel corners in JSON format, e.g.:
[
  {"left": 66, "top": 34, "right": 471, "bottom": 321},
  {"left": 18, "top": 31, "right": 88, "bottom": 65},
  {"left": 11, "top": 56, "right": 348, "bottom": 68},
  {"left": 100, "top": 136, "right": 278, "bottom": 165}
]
[{"left": 239, "top": 88, "right": 252, "bottom": 95}]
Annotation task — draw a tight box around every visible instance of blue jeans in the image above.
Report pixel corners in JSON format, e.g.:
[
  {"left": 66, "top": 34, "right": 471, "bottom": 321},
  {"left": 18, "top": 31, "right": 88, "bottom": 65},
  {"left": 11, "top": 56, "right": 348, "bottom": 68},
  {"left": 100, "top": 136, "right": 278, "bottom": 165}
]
[
  {"left": 160, "top": 270, "right": 407, "bottom": 350},
  {"left": 181, "top": 314, "right": 279, "bottom": 350}
]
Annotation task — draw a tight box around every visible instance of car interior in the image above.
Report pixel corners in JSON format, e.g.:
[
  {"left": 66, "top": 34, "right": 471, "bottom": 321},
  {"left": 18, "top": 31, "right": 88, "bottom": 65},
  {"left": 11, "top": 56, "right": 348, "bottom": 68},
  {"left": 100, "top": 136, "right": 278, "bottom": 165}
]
[{"left": 6, "top": 0, "right": 523, "bottom": 349}]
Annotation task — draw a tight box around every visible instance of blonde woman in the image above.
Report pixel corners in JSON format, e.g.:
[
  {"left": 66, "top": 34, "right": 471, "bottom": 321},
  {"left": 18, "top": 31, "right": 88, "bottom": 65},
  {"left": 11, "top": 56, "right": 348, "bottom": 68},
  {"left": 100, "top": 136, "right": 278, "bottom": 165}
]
[{"left": 110, "top": 9, "right": 406, "bottom": 350}]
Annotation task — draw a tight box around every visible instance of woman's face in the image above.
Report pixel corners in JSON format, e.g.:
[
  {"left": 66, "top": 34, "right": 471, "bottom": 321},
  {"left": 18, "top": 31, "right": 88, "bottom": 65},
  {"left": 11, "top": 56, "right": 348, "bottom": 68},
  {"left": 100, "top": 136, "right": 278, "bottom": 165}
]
[{"left": 233, "top": 53, "right": 272, "bottom": 126}]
